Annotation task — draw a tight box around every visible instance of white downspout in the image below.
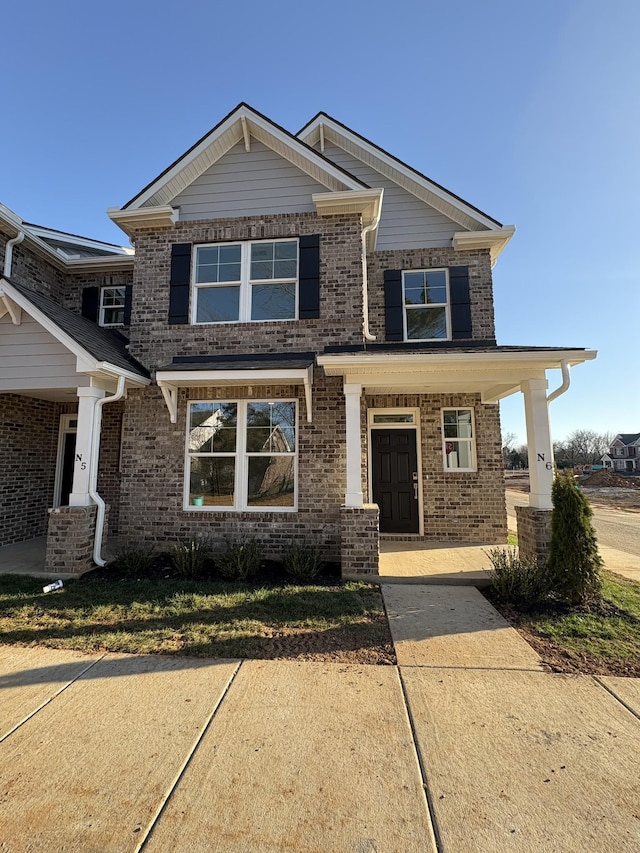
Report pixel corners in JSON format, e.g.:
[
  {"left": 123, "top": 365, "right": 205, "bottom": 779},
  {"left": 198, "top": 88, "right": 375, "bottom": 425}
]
[
  {"left": 89, "top": 375, "right": 126, "bottom": 566},
  {"left": 3, "top": 231, "right": 25, "bottom": 276},
  {"left": 547, "top": 359, "right": 570, "bottom": 403},
  {"left": 361, "top": 219, "right": 380, "bottom": 342}
]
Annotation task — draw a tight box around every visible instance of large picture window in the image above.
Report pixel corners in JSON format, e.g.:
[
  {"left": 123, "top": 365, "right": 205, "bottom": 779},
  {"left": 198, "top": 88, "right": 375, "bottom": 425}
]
[
  {"left": 192, "top": 239, "right": 298, "bottom": 324},
  {"left": 442, "top": 408, "right": 476, "bottom": 471},
  {"left": 186, "top": 400, "right": 297, "bottom": 511},
  {"left": 403, "top": 269, "right": 450, "bottom": 341}
]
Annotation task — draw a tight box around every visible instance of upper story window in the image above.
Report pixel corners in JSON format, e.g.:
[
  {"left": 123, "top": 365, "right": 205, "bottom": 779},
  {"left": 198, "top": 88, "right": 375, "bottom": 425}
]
[
  {"left": 403, "top": 269, "right": 450, "bottom": 341},
  {"left": 192, "top": 239, "right": 298, "bottom": 324},
  {"left": 99, "top": 286, "right": 126, "bottom": 327}
]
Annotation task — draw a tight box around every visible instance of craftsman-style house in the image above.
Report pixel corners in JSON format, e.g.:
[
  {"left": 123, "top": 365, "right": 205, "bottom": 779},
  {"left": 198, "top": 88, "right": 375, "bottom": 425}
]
[
  {"left": 0, "top": 104, "right": 596, "bottom": 575},
  {"left": 602, "top": 434, "right": 640, "bottom": 473}
]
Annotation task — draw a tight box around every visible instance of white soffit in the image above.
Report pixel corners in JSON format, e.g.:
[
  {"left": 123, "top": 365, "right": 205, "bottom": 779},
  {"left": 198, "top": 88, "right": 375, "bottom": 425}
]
[
  {"left": 453, "top": 227, "right": 516, "bottom": 266},
  {"left": 107, "top": 205, "right": 178, "bottom": 239},
  {"left": 299, "top": 116, "right": 502, "bottom": 233},
  {"left": 156, "top": 365, "right": 314, "bottom": 424},
  {"left": 120, "top": 105, "right": 367, "bottom": 213},
  {"left": 317, "top": 350, "right": 597, "bottom": 403}
]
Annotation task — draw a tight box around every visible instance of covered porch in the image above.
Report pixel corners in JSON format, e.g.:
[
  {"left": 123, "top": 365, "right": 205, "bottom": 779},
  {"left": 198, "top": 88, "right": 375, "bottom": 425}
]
[{"left": 318, "top": 346, "right": 597, "bottom": 576}]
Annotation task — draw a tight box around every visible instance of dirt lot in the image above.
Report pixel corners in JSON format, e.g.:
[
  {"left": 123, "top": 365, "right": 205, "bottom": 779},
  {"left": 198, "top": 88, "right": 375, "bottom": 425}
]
[{"left": 505, "top": 471, "right": 640, "bottom": 510}]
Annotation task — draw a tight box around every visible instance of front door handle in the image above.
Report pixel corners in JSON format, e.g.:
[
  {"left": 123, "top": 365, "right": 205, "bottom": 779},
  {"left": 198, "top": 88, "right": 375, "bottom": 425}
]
[{"left": 413, "top": 483, "right": 418, "bottom": 500}]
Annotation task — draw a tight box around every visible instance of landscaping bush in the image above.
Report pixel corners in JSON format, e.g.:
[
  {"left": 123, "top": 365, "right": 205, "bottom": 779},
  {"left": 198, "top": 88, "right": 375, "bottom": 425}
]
[
  {"left": 283, "top": 541, "right": 324, "bottom": 581},
  {"left": 172, "top": 539, "right": 210, "bottom": 578},
  {"left": 216, "top": 538, "right": 262, "bottom": 581},
  {"left": 487, "top": 546, "right": 550, "bottom": 609},
  {"left": 111, "top": 545, "right": 155, "bottom": 577},
  {"left": 547, "top": 470, "right": 603, "bottom": 605}
]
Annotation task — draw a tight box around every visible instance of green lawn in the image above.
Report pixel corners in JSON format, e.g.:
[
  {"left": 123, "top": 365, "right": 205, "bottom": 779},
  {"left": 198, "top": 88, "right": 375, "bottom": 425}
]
[
  {"left": 498, "top": 571, "right": 640, "bottom": 675},
  {"left": 0, "top": 575, "right": 394, "bottom": 663}
]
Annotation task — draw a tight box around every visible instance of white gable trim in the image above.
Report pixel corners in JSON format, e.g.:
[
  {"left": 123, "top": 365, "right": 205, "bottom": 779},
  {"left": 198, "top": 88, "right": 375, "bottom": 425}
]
[
  {"left": 299, "top": 115, "right": 503, "bottom": 233},
  {"left": 120, "top": 105, "right": 368, "bottom": 212}
]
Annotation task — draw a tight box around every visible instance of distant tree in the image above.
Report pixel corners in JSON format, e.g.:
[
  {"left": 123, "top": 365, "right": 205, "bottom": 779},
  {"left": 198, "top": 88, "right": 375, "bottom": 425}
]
[
  {"left": 502, "top": 431, "right": 517, "bottom": 467},
  {"left": 562, "top": 430, "right": 614, "bottom": 466},
  {"left": 515, "top": 443, "right": 529, "bottom": 468},
  {"left": 547, "top": 470, "right": 603, "bottom": 605}
]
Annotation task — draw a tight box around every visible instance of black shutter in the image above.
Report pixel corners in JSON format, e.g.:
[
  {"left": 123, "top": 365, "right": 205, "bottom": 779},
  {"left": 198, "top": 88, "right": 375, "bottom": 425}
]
[
  {"left": 123, "top": 285, "right": 132, "bottom": 326},
  {"left": 298, "top": 234, "right": 320, "bottom": 319},
  {"left": 81, "top": 286, "right": 99, "bottom": 322},
  {"left": 168, "top": 243, "right": 192, "bottom": 324},
  {"left": 449, "top": 266, "right": 472, "bottom": 339},
  {"left": 383, "top": 270, "right": 404, "bottom": 341}
]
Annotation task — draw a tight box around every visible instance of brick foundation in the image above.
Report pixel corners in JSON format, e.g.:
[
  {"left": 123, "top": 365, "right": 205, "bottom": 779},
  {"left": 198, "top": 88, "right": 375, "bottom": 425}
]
[
  {"left": 44, "top": 504, "right": 109, "bottom": 575},
  {"left": 340, "top": 504, "right": 379, "bottom": 577},
  {"left": 516, "top": 505, "right": 552, "bottom": 566}
]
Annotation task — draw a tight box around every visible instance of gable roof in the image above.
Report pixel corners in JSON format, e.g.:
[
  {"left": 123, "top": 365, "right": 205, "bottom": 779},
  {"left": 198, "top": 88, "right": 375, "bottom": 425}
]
[
  {"left": 297, "top": 112, "right": 505, "bottom": 233},
  {"left": 120, "top": 103, "right": 369, "bottom": 212},
  {"left": 614, "top": 433, "right": 640, "bottom": 446},
  {"left": 0, "top": 277, "right": 149, "bottom": 381}
]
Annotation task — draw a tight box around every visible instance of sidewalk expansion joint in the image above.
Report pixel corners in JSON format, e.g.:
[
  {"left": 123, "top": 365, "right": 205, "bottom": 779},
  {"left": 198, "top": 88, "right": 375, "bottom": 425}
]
[
  {"left": 134, "top": 659, "right": 243, "bottom": 853},
  {"left": 593, "top": 675, "right": 640, "bottom": 721},
  {"left": 397, "top": 663, "right": 546, "bottom": 672},
  {"left": 0, "top": 653, "right": 106, "bottom": 744},
  {"left": 397, "top": 668, "right": 443, "bottom": 853}
]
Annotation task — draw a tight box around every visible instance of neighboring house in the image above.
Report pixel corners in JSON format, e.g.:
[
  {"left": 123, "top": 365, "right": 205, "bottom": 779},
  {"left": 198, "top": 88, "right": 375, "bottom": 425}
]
[
  {"left": 0, "top": 104, "right": 596, "bottom": 576},
  {"left": 602, "top": 434, "right": 640, "bottom": 472}
]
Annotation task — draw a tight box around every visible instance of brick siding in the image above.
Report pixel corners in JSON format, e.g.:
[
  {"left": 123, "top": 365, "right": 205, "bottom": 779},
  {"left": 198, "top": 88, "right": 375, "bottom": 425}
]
[
  {"left": 1, "top": 235, "right": 67, "bottom": 303},
  {"left": 367, "top": 247, "right": 495, "bottom": 341},
  {"left": 0, "top": 394, "right": 58, "bottom": 545}
]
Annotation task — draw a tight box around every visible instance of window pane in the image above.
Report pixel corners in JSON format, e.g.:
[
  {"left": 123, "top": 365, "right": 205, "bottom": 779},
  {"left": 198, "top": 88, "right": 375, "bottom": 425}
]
[
  {"left": 251, "top": 241, "right": 297, "bottom": 280},
  {"left": 251, "top": 282, "right": 295, "bottom": 320},
  {"left": 443, "top": 409, "right": 472, "bottom": 439},
  {"left": 247, "top": 456, "right": 295, "bottom": 507},
  {"left": 444, "top": 440, "right": 473, "bottom": 470},
  {"left": 404, "top": 271, "right": 446, "bottom": 306},
  {"left": 406, "top": 306, "right": 447, "bottom": 339},
  {"left": 196, "top": 286, "right": 240, "bottom": 322},
  {"left": 104, "top": 307, "right": 125, "bottom": 325},
  {"left": 189, "top": 403, "right": 237, "bottom": 452},
  {"left": 102, "top": 287, "right": 125, "bottom": 307},
  {"left": 246, "top": 402, "right": 296, "bottom": 452},
  {"left": 373, "top": 413, "right": 415, "bottom": 424},
  {"left": 189, "top": 457, "right": 235, "bottom": 506},
  {"left": 196, "top": 245, "right": 241, "bottom": 283}
]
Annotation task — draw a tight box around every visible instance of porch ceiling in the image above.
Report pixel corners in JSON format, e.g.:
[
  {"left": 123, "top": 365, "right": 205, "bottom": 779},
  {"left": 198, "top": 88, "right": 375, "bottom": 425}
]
[{"left": 317, "top": 349, "right": 597, "bottom": 403}]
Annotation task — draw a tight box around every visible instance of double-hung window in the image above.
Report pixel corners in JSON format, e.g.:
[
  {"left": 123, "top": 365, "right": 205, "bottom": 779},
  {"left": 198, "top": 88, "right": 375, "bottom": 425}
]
[
  {"left": 192, "top": 239, "right": 298, "bottom": 324},
  {"left": 442, "top": 408, "right": 476, "bottom": 471},
  {"left": 186, "top": 400, "right": 297, "bottom": 510},
  {"left": 99, "top": 286, "right": 126, "bottom": 327},
  {"left": 403, "top": 269, "right": 450, "bottom": 340}
]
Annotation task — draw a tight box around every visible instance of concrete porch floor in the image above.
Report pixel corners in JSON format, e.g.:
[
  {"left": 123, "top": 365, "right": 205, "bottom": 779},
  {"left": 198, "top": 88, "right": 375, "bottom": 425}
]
[{"left": 379, "top": 539, "right": 493, "bottom": 585}]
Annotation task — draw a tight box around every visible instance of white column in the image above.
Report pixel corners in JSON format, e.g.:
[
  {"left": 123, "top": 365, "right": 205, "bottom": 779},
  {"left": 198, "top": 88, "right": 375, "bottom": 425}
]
[
  {"left": 344, "top": 382, "right": 363, "bottom": 507},
  {"left": 68, "top": 386, "right": 106, "bottom": 506},
  {"left": 522, "top": 378, "right": 554, "bottom": 509}
]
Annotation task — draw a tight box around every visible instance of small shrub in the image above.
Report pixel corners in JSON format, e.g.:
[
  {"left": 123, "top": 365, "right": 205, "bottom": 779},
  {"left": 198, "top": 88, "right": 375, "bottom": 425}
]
[
  {"left": 112, "top": 545, "right": 155, "bottom": 578},
  {"left": 172, "top": 539, "right": 210, "bottom": 578},
  {"left": 217, "top": 538, "right": 262, "bottom": 581},
  {"left": 283, "top": 541, "right": 324, "bottom": 581},
  {"left": 487, "top": 546, "right": 549, "bottom": 609},
  {"left": 547, "top": 470, "right": 603, "bottom": 605}
]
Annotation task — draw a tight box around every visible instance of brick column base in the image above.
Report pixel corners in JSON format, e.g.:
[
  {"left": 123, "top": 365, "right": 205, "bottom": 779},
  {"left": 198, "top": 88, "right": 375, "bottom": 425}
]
[
  {"left": 44, "top": 505, "right": 109, "bottom": 575},
  {"left": 516, "top": 505, "right": 552, "bottom": 566},
  {"left": 340, "top": 504, "right": 379, "bottom": 577}
]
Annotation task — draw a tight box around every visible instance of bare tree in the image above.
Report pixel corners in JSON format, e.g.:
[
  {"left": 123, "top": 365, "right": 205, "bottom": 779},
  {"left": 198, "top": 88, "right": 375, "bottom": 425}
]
[
  {"left": 558, "top": 430, "right": 614, "bottom": 466},
  {"left": 501, "top": 431, "right": 518, "bottom": 467}
]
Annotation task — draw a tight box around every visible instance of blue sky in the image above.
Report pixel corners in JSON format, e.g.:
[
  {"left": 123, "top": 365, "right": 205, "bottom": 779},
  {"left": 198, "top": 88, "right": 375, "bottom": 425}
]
[{"left": 3, "top": 0, "right": 638, "bottom": 443}]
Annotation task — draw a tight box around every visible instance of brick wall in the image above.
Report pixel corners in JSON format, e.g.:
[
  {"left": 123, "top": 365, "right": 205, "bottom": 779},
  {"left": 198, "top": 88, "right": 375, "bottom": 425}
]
[
  {"left": 1, "top": 235, "right": 67, "bottom": 303},
  {"left": 127, "top": 213, "right": 365, "bottom": 370},
  {"left": 340, "top": 505, "right": 379, "bottom": 575},
  {"left": 0, "top": 394, "right": 58, "bottom": 546},
  {"left": 117, "top": 376, "right": 346, "bottom": 561},
  {"left": 64, "top": 269, "right": 133, "bottom": 317},
  {"left": 98, "top": 402, "right": 124, "bottom": 533},
  {"left": 516, "top": 505, "right": 552, "bottom": 565},
  {"left": 365, "top": 392, "right": 507, "bottom": 543},
  {"left": 45, "top": 504, "right": 107, "bottom": 575},
  {"left": 367, "top": 247, "right": 495, "bottom": 341}
]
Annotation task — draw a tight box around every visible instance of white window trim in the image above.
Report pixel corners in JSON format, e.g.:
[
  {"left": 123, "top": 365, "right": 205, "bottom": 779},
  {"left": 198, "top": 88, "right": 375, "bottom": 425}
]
[
  {"left": 191, "top": 239, "right": 299, "bottom": 325},
  {"left": 402, "top": 268, "right": 451, "bottom": 342},
  {"left": 184, "top": 399, "right": 298, "bottom": 512},
  {"left": 99, "top": 285, "right": 126, "bottom": 328},
  {"left": 367, "top": 407, "right": 424, "bottom": 536},
  {"left": 54, "top": 414, "right": 78, "bottom": 507},
  {"left": 441, "top": 407, "right": 477, "bottom": 472}
]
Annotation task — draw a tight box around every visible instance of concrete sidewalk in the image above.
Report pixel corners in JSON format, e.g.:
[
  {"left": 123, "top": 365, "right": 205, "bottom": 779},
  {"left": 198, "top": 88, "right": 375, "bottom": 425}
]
[{"left": 1, "top": 588, "right": 639, "bottom": 851}]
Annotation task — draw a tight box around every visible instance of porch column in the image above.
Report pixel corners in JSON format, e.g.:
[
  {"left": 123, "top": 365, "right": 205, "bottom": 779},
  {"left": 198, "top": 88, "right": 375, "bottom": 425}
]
[
  {"left": 68, "top": 386, "right": 105, "bottom": 506},
  {"left": 522, "top": 378, "right": 554, "bottom": 509},
  {"left": 343, "top": 382, "right": 363, "bottom": 507}
]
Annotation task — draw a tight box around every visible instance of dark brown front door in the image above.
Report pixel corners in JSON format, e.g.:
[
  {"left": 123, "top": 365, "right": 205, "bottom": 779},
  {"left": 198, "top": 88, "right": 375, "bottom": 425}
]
[{"left": 371, "top": 429, "right": 419, "bottom": 534}]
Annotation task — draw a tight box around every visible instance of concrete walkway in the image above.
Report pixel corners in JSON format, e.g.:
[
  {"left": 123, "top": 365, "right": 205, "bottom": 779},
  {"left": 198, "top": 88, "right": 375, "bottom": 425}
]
[{"left": 1, "top": 582, "right": 640, "bottom": 851}]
